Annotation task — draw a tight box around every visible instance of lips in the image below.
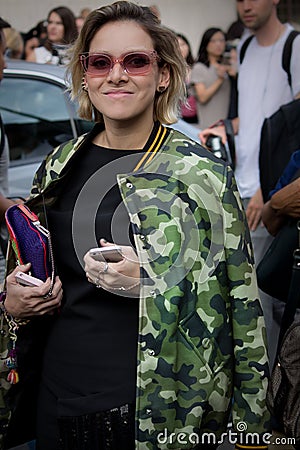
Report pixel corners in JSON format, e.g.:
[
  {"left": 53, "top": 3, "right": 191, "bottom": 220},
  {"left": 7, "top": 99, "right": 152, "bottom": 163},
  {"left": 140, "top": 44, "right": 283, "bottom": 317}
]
[
  {"left": 105, "top": 91, "right": 132, "bottom": 97},
  {"left": 242, "top": 15, "right": 255, "bottom": 24}
]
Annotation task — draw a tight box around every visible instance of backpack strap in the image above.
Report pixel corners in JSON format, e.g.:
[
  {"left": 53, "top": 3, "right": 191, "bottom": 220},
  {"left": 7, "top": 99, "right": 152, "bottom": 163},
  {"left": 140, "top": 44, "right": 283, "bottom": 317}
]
[
  {"left": 282, "top": 29, "right": 300, "bottom": 88},
  {"left": 240, "top": 30, "right": 300, "bottom": 88},
  {"left": 239, "top": 35, "right": 254, "bottom": 65}
]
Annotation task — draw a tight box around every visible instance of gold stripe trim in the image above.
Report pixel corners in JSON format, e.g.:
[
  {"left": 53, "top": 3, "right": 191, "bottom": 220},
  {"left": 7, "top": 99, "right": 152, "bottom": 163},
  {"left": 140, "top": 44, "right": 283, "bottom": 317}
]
[
  {"left": 144, "top": 126, "right": 167, "bottom": 167},
  {"left": 133, "top": 124, "right": 164, "bottom": 172}
]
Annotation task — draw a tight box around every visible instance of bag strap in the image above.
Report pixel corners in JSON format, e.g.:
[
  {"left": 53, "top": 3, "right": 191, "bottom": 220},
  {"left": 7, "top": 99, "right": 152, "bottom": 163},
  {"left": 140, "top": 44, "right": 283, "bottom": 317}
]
[
  {"left": 239, "top": 35, "right": 254, "bottom": 65},
  {"left": 282, "top": 30, "right": 300, "bottom": 88},
  {"left": 223, "top": 119, "right": 236, "bottom": 171},
  {"left": 240, "top": 30, "right": 299, "bottom": 88},
  {"left": 0, "top": 114, "right": 5, "bottom": 159},
  {"left": 277, "top": 219, "right": 300, "bottom": 348},
  {"left": 17, "top": 204, "right": 39, "bottom": 222}
]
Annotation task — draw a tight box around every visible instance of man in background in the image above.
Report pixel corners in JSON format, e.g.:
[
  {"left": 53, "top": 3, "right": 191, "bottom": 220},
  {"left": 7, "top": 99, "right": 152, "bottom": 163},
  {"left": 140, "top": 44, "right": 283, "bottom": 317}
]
[{"left": 200, "top": 0, "right": 300, "bottom": 368}]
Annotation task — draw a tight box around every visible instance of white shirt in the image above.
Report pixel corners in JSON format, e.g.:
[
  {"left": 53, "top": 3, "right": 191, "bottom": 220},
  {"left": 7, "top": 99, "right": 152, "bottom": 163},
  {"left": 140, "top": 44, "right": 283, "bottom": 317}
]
[
  {"left": 34, "top": 46, "right": 59, "bottom": 65},
  {"left": 235, "top": 24, "right": 300, "bottom": 199}
]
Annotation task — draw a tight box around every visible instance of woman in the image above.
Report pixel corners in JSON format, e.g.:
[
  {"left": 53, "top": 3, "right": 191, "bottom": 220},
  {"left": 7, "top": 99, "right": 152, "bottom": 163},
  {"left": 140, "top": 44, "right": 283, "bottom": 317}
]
[
  {"left": 191, "top": 27, "right": 231, "bottom": 129},
  {"left": 26, "top": 6, "right": 78, "bottom": 65},
  {"left": 3, "top": 27, "right": 24, "bottom": 59},
  {"left": 1, "top": 2, "right": 270, "bottom": 449},
  {"left": 177, "top": 33, "right": 198, "bottom": 124}
]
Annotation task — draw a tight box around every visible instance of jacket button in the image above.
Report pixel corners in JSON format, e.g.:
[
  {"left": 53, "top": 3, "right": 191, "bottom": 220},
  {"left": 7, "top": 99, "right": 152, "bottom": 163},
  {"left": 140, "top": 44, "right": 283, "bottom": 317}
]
[
  {"left": 202, "top": 338, "right": 210, "bottom": 348},
  {"left": 146, "top": 408, "right": 152, "bottom": 415},
  {"left": 126, "top": 182, "right": 133, "bottom": 189},
  {"left": 150, "top": 290, "right": 156, "bottom": 298},
  {"left": 148, "top": 349, "right": 155, "bottom": 356}
]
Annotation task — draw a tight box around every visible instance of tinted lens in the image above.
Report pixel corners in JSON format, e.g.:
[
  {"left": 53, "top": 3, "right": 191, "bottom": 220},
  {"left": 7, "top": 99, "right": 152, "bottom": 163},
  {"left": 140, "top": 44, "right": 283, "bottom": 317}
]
[
  {"left": 87, "top": 54, "right": 112, "bottom": 75},
  {"left": 80, "top": 51, "right": 157, "bottom": 76},
  {"left": 123, "top": 53, "right": 151, "bottom": 74}
]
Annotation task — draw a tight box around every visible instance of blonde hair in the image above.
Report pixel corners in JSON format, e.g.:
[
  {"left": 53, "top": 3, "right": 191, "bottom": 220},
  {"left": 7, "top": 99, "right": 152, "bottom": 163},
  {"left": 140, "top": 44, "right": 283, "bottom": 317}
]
[
  {"left": 67, "top": 1, "right": 186, "bottom": 125},
  {"left": 3, "top": 27, "right": 24, "bottom": 59}
]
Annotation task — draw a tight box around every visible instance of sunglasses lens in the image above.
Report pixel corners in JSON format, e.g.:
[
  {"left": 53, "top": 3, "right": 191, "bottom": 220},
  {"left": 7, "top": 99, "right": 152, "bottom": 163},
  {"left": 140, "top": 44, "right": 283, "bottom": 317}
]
[
  {"left": 124, "top": 53, "right": 151, "bottom": 74},
  {"left": 80, "top": 51, "right": 157, "bottom": 76},
  {"left": 87, "top": 54, "right": 112, "bottom": 75}
]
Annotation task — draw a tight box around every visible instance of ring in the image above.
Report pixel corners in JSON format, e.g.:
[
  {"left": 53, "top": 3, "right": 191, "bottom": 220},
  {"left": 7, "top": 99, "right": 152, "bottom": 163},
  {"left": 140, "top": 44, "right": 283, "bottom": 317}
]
[
  {"left": 95, "top": 277, "right": 101, "bottom": 288},
  {"left": 98, "top": 262, "right": 109, "bottom": 274}
]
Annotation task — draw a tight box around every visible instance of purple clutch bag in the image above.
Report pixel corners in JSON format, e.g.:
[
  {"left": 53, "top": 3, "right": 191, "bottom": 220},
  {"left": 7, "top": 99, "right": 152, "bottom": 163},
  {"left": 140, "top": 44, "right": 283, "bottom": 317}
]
[{"left": 5, "top": 204, "right": 55, "bottom": 286}]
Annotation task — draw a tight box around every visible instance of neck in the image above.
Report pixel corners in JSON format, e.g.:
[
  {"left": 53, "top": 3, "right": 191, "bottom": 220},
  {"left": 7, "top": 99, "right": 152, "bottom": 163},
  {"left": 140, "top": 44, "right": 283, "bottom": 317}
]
[
  {"left": 209, "top": 55, "right": 219, "bottom": 65},
  {"left": 94, "top": 117, "right": 155, "bottom": 150},
  {"left": 255, "top": 20, "right": 285, "bottom": 47}
]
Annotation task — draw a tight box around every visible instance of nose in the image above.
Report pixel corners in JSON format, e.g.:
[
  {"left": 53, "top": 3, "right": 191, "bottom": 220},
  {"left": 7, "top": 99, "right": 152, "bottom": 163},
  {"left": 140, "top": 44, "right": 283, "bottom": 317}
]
[
  {"left": 242, "top": 0, "right": 252, "bottom": 10},
  {"left": 106, "top": 61, "right": 128, "bottom": 83}
]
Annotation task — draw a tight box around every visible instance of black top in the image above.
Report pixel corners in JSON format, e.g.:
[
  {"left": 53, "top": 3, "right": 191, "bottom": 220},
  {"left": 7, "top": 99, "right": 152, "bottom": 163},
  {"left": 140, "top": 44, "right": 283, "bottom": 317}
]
[{"left": 43, "top": 143, "right": 143, "bottom": 415}]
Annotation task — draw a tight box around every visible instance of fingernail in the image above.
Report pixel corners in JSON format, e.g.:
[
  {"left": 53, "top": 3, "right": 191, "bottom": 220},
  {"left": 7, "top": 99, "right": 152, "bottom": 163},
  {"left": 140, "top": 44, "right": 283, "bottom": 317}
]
[{"left": 100, "top": 238, "right": 107, "bottom": 243}]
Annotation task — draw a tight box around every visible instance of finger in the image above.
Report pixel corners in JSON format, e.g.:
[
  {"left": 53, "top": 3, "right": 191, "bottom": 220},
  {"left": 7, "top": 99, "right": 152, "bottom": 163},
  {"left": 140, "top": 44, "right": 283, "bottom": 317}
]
[
  {"left": 38, "top": 294, "right": 62, "bottom": 312},
  {"left": 99, "top": 238, "right": 113, "bottom": 248},
  {"left": 8, "top": 263, "right": 31, "bottom": 283}
]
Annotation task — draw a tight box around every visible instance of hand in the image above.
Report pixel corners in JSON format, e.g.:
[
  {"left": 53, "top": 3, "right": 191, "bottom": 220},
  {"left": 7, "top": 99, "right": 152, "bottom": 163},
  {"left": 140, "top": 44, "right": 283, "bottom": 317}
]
[
  {"left": 199, "top": 124, "right": 227, "bottom": 146},
  {"left": 216, "top": 63, "right": 228, "bottom": 79},
  {"left": 261, "top": 200, "right": 285, "bottom": 236},
  {"left": 246, "top": 188, "right": 264, "bottom": 231},
  {"left": 5, "top": 264, "right": 63, "bottom": 318},
  {"left": 271, "top": 177, "right": 300, "bottom": 217},
  {"left": 84, "top": 239, "right": 140, "bottom": 297}
]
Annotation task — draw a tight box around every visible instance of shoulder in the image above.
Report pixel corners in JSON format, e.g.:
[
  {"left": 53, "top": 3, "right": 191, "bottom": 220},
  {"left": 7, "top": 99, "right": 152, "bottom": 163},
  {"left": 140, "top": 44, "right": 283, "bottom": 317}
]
[
  {"left": 162, "top": 127, "right": 230, "bottom": 189},
  {"left": 191, "top": 62, "right": 208, "bottom": 76},
  {"left": 34, "top": 46, "right": 51, "bottom": 60},
  {"left": 31, "top": 133, "right": 87, "bottom": 196},
  {"left": 288, "top": 27, "right": 300, "bottom": 50}
]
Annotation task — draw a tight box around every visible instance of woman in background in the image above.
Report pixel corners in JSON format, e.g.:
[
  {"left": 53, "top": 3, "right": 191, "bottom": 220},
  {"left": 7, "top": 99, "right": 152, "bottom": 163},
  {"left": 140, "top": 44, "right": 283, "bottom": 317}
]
[
  {"left": 177, "top": 32, "right": 198, "bottom": 124},
  {"left": 3, "top": 27, "right": 24, "bottom": 59},
  {"left": 191, "top": 27, "right": 231, "bottom": 129},
  {"left": 26, "top": 6, "right": 78, "bottom": 65}
]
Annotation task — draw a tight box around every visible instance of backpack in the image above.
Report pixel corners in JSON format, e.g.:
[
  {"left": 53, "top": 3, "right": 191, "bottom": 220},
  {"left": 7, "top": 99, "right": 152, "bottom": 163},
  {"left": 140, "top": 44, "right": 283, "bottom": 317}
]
[
  {"left": 240, "top": 30, "right": 300, "bottom": 202},
  {"left": 266, "top": 225, "right": 300, "bottom": 447},
  {"left": 259, "top": 99, "right": 300, "bottom": 201},
  {"left": 267, "top": 320, "right": 300, "bottom": 446}
]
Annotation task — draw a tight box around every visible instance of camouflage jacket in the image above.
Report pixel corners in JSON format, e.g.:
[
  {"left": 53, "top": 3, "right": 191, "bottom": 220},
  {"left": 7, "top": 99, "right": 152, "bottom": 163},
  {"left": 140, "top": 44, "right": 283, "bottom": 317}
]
[{"left": 1, "top": 123, "right": 270, "bottom": 449}]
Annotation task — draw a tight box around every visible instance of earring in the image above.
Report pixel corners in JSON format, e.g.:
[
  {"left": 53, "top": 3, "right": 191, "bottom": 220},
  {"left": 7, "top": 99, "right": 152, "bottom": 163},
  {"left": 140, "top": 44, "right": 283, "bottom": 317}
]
[
  {"left": 81, "top": 77, "right": 88, "bottom": 92},
  {"left": 158, "top": 86, "right": 166, "bottom": 93}
]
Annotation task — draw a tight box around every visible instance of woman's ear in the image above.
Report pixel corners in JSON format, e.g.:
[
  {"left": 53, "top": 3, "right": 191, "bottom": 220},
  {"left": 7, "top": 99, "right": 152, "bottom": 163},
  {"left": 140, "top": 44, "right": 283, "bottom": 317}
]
[
  {"left": 157, "top": 63, "right": 170, "bottom": 91},
  {"left": 81, "top": 76, "right": 88, "bottom": 92}
]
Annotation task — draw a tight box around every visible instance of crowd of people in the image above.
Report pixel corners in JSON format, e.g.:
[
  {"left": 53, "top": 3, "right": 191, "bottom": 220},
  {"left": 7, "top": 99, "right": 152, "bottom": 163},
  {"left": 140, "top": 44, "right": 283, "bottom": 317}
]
[{"left": 0, "top": 1, "right": 299, "bottom": 449}]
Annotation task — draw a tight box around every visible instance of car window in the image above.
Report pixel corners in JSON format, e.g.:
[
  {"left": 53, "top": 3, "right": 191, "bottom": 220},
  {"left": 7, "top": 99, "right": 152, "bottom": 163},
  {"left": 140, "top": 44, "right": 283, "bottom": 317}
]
[{"left": 0, "top": 77, "right": 75, "bottom": 166}]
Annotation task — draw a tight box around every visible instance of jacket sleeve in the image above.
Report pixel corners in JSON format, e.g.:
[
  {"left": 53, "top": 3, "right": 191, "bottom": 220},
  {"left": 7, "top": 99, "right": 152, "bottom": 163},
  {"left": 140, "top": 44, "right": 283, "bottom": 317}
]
[{"left": 222, "top": 165, "right": 271, "bottom": 445}]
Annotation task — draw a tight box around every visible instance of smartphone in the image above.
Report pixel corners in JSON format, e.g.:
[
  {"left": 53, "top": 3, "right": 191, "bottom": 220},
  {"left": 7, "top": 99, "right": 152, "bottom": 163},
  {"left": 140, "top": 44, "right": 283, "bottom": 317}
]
[
  {"left": 89, "top": 246, "right": 123, "bottom": 262},
  {"left": 15, "top": 271, "right": 43, "bottom": 287},
  {"left": 220, "top": 53, "right": 231, "bottom": 66}
]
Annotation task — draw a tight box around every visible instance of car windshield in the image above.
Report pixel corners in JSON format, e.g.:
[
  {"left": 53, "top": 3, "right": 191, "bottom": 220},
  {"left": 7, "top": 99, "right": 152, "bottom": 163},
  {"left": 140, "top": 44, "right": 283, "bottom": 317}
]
[{"left": 0, "top": 77, "right": 79, "bottom": 164}]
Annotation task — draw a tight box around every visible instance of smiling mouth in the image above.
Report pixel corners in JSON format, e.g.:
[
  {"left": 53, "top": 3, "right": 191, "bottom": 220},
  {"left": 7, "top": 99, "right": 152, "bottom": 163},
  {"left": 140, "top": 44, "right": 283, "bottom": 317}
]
[{"left": 105, "top": 91, "right": 132, "bottom": 96}]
